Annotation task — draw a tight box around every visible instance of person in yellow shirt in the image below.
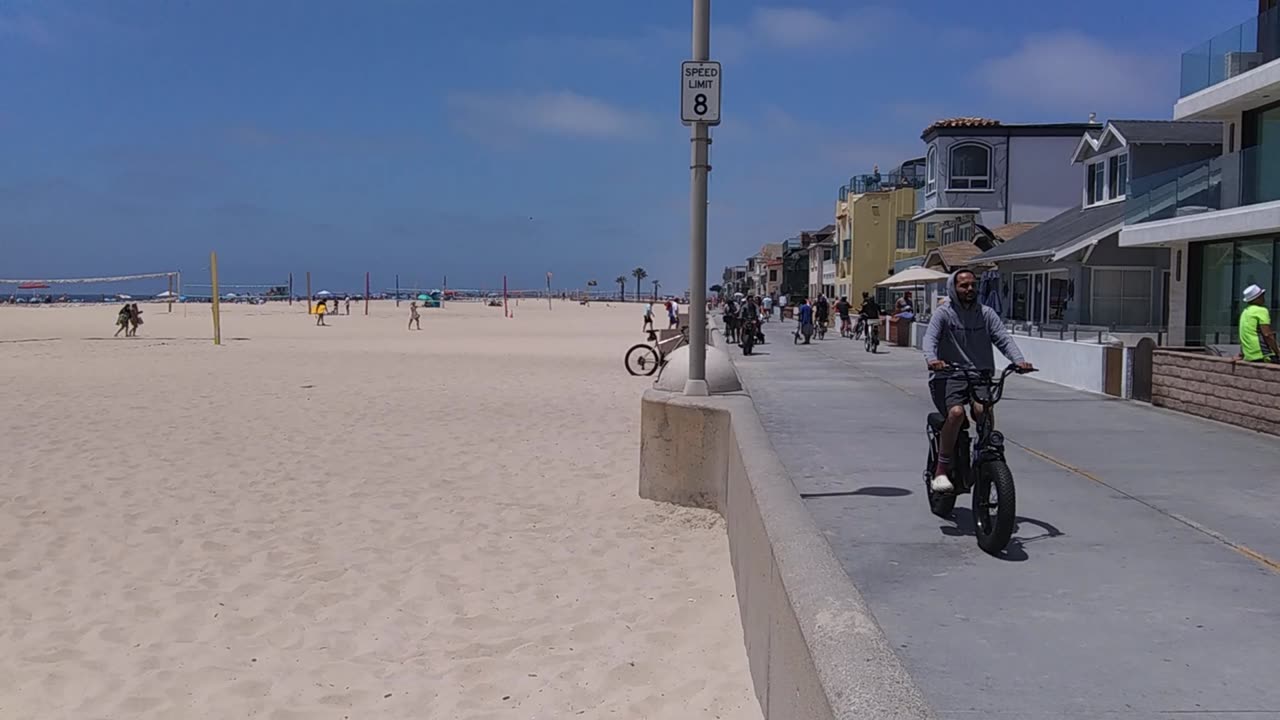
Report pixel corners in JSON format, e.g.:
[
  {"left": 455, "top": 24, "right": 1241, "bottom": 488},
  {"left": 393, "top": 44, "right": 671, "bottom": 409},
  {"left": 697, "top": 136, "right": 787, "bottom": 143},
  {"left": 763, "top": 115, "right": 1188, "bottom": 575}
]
[
  {"left": 315, "top": 299, "right": 328, "bottom": 326},
  {"left": 1239, "top": 284, "right": 1278, "bottom": 362}
]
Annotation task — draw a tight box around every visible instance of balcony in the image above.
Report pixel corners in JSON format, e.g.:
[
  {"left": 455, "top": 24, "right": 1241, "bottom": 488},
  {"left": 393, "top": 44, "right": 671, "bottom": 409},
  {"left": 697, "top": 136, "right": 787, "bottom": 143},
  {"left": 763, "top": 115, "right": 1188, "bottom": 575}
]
[
  {"left": 1124, "top": 144, "right": 1280, "bottom": 225},
  {"left": 1180, "top": 6, "right": 1280, "bottom": 98},
  {"left": 840, "top": 172, "right": 925, "bottom": 200}
]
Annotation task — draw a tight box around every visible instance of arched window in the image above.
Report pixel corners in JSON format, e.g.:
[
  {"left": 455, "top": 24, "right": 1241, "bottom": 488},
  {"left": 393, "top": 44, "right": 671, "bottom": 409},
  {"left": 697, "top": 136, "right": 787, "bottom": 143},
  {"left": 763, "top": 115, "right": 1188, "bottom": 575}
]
[
  {"left": 925, "top": 145, "right": 938, "bottom": 194},
  {"left": 949, "top": 142, "right": 991, "bottom": 190}
]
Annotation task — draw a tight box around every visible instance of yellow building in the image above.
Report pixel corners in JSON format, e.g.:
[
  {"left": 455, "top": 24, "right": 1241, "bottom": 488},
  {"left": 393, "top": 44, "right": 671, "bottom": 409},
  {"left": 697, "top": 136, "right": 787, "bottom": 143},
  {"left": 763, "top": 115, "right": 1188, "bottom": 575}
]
[
  {"left": 833, "top": 162, "right": 927, "bottom": 302},
  {"left": 845, "top": 184, "right": 920, "bottom": 303},
  {"left": 833, "top": 194, "right": 852, "bottom": 299}
]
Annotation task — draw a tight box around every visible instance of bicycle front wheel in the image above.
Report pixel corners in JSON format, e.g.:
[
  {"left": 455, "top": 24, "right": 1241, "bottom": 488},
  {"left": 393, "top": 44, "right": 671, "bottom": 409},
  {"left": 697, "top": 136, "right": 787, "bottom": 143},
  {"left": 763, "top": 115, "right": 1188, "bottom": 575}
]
[
  {"left": 625, "top": 344, "right": 660, "bottom": 376},
  {"left": 973, "top": 461, "right": 1017, "bottom": 554}
]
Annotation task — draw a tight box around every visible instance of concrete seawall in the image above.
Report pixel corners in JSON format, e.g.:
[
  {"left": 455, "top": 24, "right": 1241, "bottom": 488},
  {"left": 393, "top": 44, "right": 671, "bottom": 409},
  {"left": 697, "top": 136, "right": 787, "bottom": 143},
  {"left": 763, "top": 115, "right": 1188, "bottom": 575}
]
[{"left": 640, "top": 387, "right": 933, "bottom": 719}]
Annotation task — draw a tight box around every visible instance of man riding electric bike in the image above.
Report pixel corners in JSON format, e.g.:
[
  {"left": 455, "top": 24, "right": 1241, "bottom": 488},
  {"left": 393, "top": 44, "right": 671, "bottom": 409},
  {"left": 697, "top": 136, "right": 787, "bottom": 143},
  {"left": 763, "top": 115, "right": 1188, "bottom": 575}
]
[{"left": 922, "top": 269, "right": 1034, "bottom": 494}]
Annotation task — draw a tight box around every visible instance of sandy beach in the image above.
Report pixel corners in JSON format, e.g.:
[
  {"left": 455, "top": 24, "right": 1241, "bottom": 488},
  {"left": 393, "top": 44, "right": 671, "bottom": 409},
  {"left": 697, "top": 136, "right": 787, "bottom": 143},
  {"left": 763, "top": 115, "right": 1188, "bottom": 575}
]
[{"left": 0, "top": 299, "right": 758, "bottom": 719}]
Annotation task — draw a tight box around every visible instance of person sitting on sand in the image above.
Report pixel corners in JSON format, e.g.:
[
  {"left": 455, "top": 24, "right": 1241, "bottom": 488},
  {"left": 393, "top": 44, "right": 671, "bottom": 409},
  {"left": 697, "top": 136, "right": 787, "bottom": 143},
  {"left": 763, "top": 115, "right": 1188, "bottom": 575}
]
[
  {"left": 315, "top": 299, "right": 328, "bottom": 326},
  {"left": 408, "top": 301, "right": 421, "bottom": 330},
  {"left": 129, "top": 303, "right": 143, "bottom": 336},
  {"left": 114, "top": 304, "right": 132, "bottom": 337}
]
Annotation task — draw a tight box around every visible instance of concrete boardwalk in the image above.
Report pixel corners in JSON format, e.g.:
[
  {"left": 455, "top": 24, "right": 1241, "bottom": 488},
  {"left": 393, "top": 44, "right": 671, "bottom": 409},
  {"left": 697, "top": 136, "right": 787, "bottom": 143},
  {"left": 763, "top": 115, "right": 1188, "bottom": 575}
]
[{"left": 730, "top": 320, "right": 1280, "bottom": 719}]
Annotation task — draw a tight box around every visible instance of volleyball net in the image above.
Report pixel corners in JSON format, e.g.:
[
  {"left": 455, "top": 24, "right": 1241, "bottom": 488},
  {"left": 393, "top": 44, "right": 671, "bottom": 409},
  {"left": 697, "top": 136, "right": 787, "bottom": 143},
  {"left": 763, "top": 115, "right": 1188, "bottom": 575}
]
[
  {"left": 0, "top": 271, "right": 181, "bottom": 303},
  {"left": 182, "top": 282, "right": 290, "bottom": 302}
]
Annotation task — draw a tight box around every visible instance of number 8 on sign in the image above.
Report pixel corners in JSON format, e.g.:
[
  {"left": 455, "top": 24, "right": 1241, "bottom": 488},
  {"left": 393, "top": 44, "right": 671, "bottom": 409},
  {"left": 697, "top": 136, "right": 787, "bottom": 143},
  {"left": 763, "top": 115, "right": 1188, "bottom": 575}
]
[{"left": 681, "top": 61, "right": 721, "bottom": 126}]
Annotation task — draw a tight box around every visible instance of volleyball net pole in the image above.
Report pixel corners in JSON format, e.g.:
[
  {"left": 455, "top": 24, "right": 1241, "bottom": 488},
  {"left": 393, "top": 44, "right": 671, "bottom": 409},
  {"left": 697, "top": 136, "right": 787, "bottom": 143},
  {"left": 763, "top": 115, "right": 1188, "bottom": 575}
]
[
  {"left": 210, "top": 252, "right": 222, "bottom": 346},
  {"left": 365, "top": 272, "right": 370, "bottom": 316},
  {"left": 305, "top": 272, "right": 312, "bottom": 314}
]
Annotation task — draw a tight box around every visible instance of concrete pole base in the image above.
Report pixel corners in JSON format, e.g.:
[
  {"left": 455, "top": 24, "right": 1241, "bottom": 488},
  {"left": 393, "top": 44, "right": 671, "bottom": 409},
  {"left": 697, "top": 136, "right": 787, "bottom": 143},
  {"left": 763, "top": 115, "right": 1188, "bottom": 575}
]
[{"left": 683, "top": 379, "right": 710, "bottom": 396}]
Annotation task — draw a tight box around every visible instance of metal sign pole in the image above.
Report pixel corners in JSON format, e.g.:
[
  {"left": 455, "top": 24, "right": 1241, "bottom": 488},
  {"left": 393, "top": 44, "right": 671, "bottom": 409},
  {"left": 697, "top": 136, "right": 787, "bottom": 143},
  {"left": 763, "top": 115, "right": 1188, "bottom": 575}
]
[{"left": 685, "top": 0, "right": 712, "bottom": 396}]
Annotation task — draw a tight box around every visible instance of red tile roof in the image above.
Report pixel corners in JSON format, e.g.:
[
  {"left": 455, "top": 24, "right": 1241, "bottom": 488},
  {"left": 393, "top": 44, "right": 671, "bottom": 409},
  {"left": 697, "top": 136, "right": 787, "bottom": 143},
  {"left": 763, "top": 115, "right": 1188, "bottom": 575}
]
[{"left": 923, "top": 117, "right": 1001, "bottom": 134}]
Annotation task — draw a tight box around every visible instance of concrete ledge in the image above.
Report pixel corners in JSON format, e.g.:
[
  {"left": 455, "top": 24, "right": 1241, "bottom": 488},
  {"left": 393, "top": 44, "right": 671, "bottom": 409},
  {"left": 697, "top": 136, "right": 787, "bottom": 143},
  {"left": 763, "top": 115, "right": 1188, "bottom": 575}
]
[{"left": 639, "top": 389, "right": 933, "bottom": 719}]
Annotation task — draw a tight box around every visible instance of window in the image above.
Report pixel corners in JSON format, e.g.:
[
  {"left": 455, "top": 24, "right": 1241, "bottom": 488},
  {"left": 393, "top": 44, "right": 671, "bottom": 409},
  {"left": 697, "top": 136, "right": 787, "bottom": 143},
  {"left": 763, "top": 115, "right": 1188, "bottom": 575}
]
[
  {"left": 941, "top": 226, "right": 955, "bottom": 245},
  {"left": 1011, "top": 270, "right": 1071, "bottom": 323},
  {"left": 1108, "top": 154, "right": 1128, "bottom": 198},
  {"left": 1088, "top": 162, "right": 1104, "bottom": 204},
  {"left": 769, "top": 269, "right": 778, "bottom": 282},
  {"left": 926, "top": 223, "right": 936, "bottom": 242},
  {"left": 822, "top": 248, "right": 832, "bottom": 261},
  {"left": 949, "top": 143, "right": 991, "bottom": 190},
  {"left": 908, "top": 223, "right": 917, "bottom": 250},
  {"left": 842, "top": 238, "right": 852, "bottom": 257},
  {"left": 896, "top": 219, "right": 908, "bottom": 249},
  {"left": 1087, "top": 152, "right": 1128, "bottom": 206},
  {"left": 958, "top": 222, "right": 973, "bottom": 244},
  {"left": 1092, "top": 268, "right": 1153, "bottom": 327},
  {"left": 926, "top": 145, "right": 937, "bottom": 194}
]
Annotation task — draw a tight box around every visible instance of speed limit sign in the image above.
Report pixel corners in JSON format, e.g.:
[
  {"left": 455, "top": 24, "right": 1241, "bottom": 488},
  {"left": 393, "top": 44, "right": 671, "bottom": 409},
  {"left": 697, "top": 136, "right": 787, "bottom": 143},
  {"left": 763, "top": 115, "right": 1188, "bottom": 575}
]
[{"left": 681, "top": 61, "right": 721, "bottom": 126}]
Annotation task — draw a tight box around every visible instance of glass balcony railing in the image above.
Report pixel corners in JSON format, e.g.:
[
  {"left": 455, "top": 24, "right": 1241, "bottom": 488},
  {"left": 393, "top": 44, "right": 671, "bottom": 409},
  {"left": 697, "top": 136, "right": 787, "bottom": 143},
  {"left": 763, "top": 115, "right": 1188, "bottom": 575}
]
[
  {"left": 1125, "top": 144, "right": 1280, "bottom": 225},
  {"left": 1180, "top": 5, "right": 1280, "bottom": 97},
  {"left": 839, "top": 172, "right": 925, "bottom": 200}
]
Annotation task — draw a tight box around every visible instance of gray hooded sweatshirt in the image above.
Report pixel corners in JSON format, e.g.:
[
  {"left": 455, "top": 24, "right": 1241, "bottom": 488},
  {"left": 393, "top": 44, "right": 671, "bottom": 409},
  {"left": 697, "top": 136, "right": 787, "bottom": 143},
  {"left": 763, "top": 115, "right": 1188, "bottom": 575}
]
[{"left": 923, "top": 270, "right": 1025, "bottom": 378}]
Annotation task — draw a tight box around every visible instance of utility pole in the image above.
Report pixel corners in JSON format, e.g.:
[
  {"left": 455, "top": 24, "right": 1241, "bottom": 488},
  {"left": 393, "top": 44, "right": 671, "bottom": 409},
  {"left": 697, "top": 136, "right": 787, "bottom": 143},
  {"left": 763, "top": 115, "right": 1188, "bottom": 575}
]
[{"left": 683, "top": 0, "right": 716, "bottom": 396}]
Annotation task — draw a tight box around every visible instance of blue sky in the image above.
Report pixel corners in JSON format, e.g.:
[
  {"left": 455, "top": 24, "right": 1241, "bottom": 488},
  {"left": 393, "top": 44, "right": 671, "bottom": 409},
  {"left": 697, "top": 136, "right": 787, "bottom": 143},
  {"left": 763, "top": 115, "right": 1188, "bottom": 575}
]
[{"left": 0, "top": 0, "right": 1256, "bottom": 293}]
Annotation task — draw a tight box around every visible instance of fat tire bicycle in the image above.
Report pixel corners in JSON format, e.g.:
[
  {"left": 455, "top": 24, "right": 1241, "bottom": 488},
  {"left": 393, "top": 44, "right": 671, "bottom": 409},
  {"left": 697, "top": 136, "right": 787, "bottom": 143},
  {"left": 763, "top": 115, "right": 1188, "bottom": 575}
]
[{"left": 924, "top": 363, "right": 1036, "bottom": 555}]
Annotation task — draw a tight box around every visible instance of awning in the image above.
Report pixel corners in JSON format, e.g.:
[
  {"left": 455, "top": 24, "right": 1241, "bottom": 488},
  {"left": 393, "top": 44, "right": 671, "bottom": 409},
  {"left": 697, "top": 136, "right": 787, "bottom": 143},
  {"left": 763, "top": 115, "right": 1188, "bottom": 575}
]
[
  {"left": 876, "top": 266, "right": 950, "bottom": 287},
  {"left": 911, "top": 206, "right": 981, "bottom": 224}
]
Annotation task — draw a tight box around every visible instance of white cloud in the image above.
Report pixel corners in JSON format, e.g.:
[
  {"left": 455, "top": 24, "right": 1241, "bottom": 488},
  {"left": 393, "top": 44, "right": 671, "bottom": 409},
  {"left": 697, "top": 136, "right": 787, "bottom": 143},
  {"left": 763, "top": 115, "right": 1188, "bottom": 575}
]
[
  {"left": 446, "top": 91, "right": 652, "bottom": 141},
  {"left": 742, "top": 6, "right": 899, "bottom": 51},
  {"left": 975, "top": 32, "right": 1173, "bottom": 115}
]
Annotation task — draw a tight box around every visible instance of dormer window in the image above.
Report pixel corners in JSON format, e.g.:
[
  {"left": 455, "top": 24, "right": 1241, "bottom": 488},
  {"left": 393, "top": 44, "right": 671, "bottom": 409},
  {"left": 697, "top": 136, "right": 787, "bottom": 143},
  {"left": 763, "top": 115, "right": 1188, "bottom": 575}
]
[
  {"left": 949, "top": 142, "right": 991, "bottom": 190},
  {"left": 1086, "top": 151, "right": 1128, "bottom": 206},
  {"left": 926, "top": 145, "right": 937, "bottom": 194}
]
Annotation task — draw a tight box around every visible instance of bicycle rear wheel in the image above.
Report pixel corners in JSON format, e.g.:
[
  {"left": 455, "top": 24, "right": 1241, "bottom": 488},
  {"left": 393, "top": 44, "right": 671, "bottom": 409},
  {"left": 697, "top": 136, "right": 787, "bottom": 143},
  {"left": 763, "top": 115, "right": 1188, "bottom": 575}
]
[
  {"left": 625, "top": 344, "right": 660, "bottom": 376},
  {"left": 973, "top": 461, "right": 1017, "bottom": 554}
]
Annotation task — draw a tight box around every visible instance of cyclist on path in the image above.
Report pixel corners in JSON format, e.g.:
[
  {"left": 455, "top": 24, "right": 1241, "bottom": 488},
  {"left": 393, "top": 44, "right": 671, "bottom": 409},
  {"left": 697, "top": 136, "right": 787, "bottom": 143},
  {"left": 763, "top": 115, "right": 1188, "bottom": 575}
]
[{"left": 923, "top": 268, "right": 1033, "bottom": 494}]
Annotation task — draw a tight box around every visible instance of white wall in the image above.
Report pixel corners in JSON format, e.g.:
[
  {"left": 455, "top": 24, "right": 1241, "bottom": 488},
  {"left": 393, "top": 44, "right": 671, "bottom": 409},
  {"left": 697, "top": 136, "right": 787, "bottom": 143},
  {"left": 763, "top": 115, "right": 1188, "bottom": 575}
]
[
  {"left": 1008, "top": 135, "right": 1084, "bottom": 223},
  {"left": 994, "top": 335, "right": 1109, "bottom": 394}
]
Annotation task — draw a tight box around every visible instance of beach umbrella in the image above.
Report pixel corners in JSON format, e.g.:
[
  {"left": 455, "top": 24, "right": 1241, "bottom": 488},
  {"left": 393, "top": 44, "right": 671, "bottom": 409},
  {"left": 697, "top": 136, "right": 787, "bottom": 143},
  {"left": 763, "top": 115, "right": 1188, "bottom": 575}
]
[
  {"left": 315, "top": 289, "right": 334, "bottom": 298},
  {"left": 154, "top": 290, "right": 176, "bottom": 298},
  {"left": 874, "top": 266, "right": 949, "bottom": 287},
  {"left": 116, "top": 294, "right": 133, "bottom": 300}
]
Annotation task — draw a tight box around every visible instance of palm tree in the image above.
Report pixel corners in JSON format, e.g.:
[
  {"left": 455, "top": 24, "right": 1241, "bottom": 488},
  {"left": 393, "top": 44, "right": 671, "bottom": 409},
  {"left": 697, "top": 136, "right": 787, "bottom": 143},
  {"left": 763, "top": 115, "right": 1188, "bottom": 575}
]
[
  {"left": 652, "top": 279, "right": 661, "bottom": 301},
  {"left": 631, "top": 267, "right": 648, "bottom": 301},
  {"left": 615, "top": 275, "right": 627, "bottom": 301}
]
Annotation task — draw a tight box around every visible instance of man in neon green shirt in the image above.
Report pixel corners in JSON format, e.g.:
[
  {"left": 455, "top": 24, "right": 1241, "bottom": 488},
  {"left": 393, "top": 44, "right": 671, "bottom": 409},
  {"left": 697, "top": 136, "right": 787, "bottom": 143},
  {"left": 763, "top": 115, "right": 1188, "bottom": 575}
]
[{"left": 1239, "top": 284, "right": 1279, "bottom": 362}]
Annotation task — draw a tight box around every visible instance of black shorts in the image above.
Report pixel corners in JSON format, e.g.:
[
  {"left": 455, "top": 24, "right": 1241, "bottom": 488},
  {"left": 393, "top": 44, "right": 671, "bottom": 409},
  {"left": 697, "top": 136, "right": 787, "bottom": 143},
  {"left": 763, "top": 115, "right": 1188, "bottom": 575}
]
[{"left": 929, "top": 376, "right": 970, "bottom": 414}]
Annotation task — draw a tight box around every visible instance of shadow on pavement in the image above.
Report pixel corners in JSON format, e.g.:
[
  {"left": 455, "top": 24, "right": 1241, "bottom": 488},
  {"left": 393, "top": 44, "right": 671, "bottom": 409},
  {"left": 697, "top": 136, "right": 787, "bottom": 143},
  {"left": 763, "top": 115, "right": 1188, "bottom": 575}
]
[
  {"left": 800, "top": 486, "right": 913, "bottom": 499},
  {"left": 940, "top": 509, "right": 1065, "bottom": 562}
]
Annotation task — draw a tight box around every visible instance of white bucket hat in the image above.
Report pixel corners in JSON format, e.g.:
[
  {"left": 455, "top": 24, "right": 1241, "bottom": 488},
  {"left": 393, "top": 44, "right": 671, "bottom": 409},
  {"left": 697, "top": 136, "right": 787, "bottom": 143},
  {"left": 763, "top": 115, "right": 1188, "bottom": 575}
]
[{"left": 1243, "top": 284, "right": 1266, "bottom": 303}]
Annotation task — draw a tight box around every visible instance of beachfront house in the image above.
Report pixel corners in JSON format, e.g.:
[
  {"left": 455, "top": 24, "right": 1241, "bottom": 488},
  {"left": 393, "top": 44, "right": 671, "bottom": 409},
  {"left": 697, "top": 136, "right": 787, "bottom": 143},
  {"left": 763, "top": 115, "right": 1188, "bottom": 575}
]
[
  {"left": 912, "top": 117, "right": 1101, "bottom": 267},
  {"left": 976, "top": 120, "right": 1221, "bottom": 328},
  {"left": 1119, "top": 0, "right": 1280, "bottom": 347},
  {"left": 833, "top": 159, "right": 925, "bottom": 303},
  {"left": 806, "top": 226, "right": 836, "bottom": 301}
]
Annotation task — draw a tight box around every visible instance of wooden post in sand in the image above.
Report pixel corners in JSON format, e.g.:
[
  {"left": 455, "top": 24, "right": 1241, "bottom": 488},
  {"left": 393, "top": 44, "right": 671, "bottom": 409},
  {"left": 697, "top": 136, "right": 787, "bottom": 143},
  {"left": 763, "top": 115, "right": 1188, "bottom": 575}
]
[
  {"left": 167, "top": 274, "right": 174, "bottom": 313},
  {"left": 305, "top": 272, "right": 312, "bottom": 314},
  {"left": 503, "top": 275, "right": 509, "bottom": 318},
  {"left": 288, "top": 273, "right": 293, "bottom": 306},
  {"left": 365, "top": 272, "right": 370, "bottom": 316},
  {"left": 210, "top": 252, "right": 222, "bottom": 346},
  {"left": 395, "top": 274, "right": 400, "bottom": 307}
]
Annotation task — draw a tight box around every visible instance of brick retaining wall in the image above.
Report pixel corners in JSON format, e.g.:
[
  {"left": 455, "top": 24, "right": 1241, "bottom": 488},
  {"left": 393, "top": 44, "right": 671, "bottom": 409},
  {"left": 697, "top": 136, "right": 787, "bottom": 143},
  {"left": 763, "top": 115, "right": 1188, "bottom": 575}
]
[{"left": 1152, "top": 350, "right": 1280, "bottom": 435}]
